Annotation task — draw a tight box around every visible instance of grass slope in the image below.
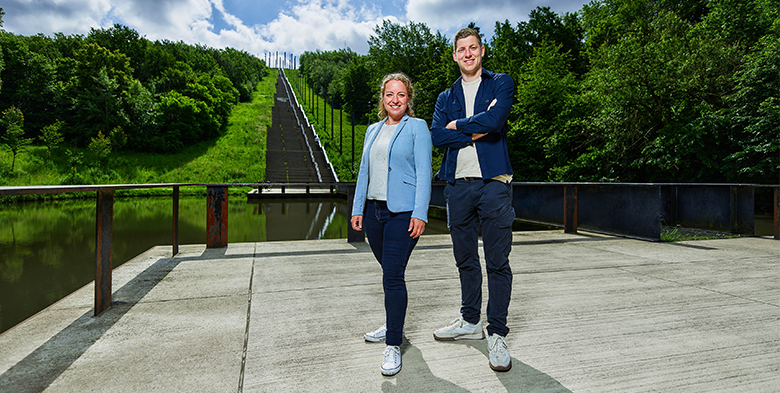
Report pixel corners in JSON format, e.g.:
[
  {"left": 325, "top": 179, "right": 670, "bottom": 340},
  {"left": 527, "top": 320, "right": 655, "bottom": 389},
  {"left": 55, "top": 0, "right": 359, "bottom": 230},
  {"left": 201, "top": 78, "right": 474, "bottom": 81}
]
[{"left": 0, "top": 70, "right": 277, "bottom": 197}]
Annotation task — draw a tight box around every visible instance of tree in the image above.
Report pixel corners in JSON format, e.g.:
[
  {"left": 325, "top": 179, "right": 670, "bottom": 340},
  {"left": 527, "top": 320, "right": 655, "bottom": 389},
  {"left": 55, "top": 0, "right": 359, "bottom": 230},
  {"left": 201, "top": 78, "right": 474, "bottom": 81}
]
[
  {"left": 485, "top": 20, "right": 532, "bottom": 84},
  {"left": 153, "top": 91, "right": 205, "bottom": 152},
  {"left": 88, "top": 131, "right": 111, "bottom": 166},
  {"left": 72, "top": 66, "right": 129, "bottom": 143},
  {"left": 39, "top": 120, "right": 65, "bottom": 164},
  {"left": 367, "top": 20, "right": 450, "bottom": 124},
  {"left": 0, "top": 7, "right": 4, "bottom": 94},
  {"left": 510, "top": 40, "right": 583, "bottom": 181},
  {"left": 299, "top": 49, "right": 355, "bottom": 104},
  {"left": 63, "top": 43, "right": 135, "bottom": 144},
  {"left": 1, "top": 106, "right": 32, "bottom": 171},
  {"left": 699, "top": 0, "right": 778, "bottom": 47},
  {"left": 568, "top": 3, "right": 742, "bottom": 181},
  {"left": 0, "top": 32, "right": 58, "bottom": 134},
  {"left": 87, "top": 24, "right": 149, "bottom": 79},
  {"left": 722, "top": 30, "right": 780, "bottom": 184},
  {"left": 124, "top": 79, "right": 158, "bottom": 148}
]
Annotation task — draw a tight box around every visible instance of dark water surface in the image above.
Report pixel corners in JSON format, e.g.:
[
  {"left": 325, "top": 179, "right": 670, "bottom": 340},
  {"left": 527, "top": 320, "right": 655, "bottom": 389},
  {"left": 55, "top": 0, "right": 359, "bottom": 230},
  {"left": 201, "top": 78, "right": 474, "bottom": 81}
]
[{"left": 0, "top": 196, "right": 379, "bottom": 334}]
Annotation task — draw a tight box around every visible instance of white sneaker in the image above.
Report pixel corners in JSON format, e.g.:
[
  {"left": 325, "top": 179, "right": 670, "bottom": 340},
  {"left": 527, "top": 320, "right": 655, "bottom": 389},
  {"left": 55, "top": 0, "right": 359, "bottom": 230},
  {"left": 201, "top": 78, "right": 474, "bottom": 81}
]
[
  {"left": 433, "top": 317, "right": 485, "bottom": 341},
  {"left": 381, "top": 345, "right": 402, "bottom": 376},
  {"left": 364, "top": 324, "right": 387, "bottom": 342},
  {"left": 488, "top": 333, "right": 512, "bottom": 371}
]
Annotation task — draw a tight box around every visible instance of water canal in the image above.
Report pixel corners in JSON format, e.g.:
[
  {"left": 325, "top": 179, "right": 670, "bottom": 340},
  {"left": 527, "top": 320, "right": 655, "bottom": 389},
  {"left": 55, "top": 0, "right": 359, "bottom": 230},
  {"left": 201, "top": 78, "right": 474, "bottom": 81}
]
[{"left": 0, "top": 196, "right": 450, "bottom": 334}]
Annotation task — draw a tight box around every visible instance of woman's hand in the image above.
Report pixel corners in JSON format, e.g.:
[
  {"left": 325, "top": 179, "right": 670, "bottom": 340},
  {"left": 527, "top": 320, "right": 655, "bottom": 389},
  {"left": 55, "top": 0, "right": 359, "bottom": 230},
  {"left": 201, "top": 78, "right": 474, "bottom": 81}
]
[
  {"left": 408, "top": 218, "right": 425, "bottom": 239},
  {"left": 350, "top": 215, "right": 363, "bottom": 231}
]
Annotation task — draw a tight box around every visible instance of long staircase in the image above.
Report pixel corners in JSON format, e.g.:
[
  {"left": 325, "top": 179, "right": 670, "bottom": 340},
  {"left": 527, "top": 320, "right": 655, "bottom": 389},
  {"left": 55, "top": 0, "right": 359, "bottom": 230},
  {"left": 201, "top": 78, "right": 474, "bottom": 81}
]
[{"left": 264, "top": 71, "right": 337, "bottom": 183}]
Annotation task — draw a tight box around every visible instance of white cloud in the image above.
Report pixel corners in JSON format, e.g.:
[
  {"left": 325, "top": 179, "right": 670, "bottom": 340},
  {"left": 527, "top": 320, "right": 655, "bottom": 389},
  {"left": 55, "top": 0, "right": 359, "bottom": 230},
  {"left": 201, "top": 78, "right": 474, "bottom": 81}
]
[
  {"left": 1, "top": 0, "right": 588, "bottom": 57},
  {"left": 109, "top": 0, "right": 214, "bottom": 43},
  {"left": 406, "top": 0, "right": 588, "bottom": 41},
  {"left": 256, "top": 0, "right": 397, "bottom": 55},
  {"left": 3, "top": 0, "right": 113, "bottom": 36},
  {"left": 406, "top": 0, "right": 528, "bottom": 33}
]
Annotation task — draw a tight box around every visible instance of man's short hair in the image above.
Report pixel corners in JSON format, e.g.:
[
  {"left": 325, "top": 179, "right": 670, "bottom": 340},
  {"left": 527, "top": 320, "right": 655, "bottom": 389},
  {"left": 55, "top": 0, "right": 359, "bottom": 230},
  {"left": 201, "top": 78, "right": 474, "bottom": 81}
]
[{"left": 454, "top": 28, "right": 482, "bottom": 51}]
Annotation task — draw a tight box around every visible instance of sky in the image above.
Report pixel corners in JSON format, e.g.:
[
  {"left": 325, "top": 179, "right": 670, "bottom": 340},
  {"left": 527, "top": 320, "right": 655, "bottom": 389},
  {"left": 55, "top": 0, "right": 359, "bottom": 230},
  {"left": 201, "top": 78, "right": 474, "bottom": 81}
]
[{"left": 1, "top": 0, "right": 589, "bottom": 60}]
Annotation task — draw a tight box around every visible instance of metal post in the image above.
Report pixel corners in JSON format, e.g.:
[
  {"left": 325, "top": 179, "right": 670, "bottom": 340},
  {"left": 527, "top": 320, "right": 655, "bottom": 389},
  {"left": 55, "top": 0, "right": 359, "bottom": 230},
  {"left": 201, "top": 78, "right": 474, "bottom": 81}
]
[
  {"left": 774, "top": 186, "right": 779, "bottom": 240},
  {"left": 730, "top": 186, "right": 738, "bottom": 233},
  {"left": 324, "top": 92, "right": 327, "bottom": 134},
  {"left": 172, "top": 186, "right": 179, "bottom": 256},
  {"left": 340, "top": 107, "right": 343, "bottom": 154},
  {"left": 95, "top": 190, "right": 113, "bottom": 316},
  {"left": 207, "top": 186, "right": 228, "bottom": 248},
  {"left": 564, "top": 186, "right": 578, "bottom": 233},
  {"left": 331, "top": 97, "right": 334, "bottom": 139},
  {"left": 352, "top": 111, "right": 355, "bottom": 172}
]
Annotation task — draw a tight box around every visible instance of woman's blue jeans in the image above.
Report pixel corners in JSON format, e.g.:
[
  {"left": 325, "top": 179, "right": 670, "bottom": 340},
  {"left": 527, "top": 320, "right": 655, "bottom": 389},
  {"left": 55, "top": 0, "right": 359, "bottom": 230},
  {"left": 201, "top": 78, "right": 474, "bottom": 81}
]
[{"left": 363, "top": 200, "right": 419, "bottom": 346}]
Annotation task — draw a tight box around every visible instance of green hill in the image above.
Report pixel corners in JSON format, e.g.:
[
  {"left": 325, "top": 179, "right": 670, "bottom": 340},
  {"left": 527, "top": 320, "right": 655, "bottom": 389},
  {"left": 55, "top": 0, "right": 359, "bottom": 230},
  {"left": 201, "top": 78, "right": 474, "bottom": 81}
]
[{"left": 0, "top": 70, "right": 277, "bottom": 197}]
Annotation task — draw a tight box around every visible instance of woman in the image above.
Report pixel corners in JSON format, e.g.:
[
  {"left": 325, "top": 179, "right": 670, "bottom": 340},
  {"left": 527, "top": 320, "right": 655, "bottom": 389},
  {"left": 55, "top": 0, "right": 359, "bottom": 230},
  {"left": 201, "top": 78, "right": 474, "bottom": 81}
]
[{"left": 350, "top": 72, "right": 432, "bottom": 376}]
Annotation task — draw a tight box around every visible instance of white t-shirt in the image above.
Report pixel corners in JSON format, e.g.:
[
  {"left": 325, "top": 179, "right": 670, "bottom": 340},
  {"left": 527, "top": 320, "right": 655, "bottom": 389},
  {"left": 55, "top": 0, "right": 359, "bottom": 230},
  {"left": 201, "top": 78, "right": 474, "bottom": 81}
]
[
  {"left": 455, "top": 78, "right": 482, "bottom": 179},
  {"left": 367, "top": 123, "right": 398, "bottom": 200}
]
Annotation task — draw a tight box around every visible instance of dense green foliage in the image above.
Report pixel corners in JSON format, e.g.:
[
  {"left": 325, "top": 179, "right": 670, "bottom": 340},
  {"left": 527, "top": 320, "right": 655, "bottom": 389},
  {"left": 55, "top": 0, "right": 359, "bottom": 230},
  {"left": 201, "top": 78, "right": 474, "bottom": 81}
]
[
  {"left": 297, "top": 0, "right": 780, "bottom": 184},
  {"left": 0, "top": 69, "right": 276, "bottom": 190},
  {"left": 0, "top": 23, "right": 267, "bottom": 158}
]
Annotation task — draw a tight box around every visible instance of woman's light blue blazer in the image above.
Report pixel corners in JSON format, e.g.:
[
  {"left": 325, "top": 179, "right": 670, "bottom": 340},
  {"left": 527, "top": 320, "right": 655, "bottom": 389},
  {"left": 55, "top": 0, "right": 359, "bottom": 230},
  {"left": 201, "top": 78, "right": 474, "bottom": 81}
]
[{"left": 351, "top": 114, "right": 433, "bottom": 222}]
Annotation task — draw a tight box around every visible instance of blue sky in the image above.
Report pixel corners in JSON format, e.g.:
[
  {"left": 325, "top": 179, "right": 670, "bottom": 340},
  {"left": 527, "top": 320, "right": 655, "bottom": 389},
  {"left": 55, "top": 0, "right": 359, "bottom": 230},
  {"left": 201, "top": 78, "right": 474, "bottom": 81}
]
[{"left": 1, "top": 0, "right": 589, "bottom": 57}]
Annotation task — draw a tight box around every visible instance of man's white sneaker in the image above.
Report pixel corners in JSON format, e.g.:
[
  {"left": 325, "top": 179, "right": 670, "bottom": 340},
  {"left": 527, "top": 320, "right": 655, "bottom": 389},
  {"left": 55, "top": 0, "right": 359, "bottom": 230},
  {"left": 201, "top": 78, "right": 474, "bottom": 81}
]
[
  {"left": 433, "top": 317, "right": 485, "bottom": 341},
  {"left": 381, "top": 345, "right": 402, "bottom": 376},
  {"left": 364, "top": 324, "right": 387, "bottom": 342},
  {"left": 488, "top": 333, "right": 512, "bottom": 371}
]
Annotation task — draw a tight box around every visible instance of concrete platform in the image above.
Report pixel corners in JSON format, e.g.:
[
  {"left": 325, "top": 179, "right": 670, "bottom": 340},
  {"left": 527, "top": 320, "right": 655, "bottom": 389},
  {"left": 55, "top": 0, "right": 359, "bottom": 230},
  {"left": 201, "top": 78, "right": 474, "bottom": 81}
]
[{"left": 1, "top": 231, "right": 778, "bottom": 392}]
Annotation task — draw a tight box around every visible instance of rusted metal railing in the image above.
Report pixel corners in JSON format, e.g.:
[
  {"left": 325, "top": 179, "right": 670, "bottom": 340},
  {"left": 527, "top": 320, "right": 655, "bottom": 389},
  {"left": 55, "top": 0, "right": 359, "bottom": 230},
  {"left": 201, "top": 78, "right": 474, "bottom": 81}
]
[
  {"left": 2, "top": 182, "right": 778, "bottom": 317},
  {"left": 1, "top": 184, "right": 194, "bottom": 316}
]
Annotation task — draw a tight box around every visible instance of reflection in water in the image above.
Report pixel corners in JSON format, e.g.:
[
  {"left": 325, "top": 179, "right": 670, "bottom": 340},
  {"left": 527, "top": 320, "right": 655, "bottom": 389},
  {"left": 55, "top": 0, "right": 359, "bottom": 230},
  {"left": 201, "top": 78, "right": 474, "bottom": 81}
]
[
  {"left": 0, "top": 197, "right": 363, "bottom": 334},
  {"left": 249, "top": 199, "right": 349, "bottom": 241}
]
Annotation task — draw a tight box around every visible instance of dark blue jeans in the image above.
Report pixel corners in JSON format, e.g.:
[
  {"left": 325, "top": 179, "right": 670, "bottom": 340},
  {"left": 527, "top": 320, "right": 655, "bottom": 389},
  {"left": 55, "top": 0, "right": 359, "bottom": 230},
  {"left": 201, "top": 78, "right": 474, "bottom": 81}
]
[
  {"left": 445, "top": 179, "right": 514, "bottom": 336},
  {"left": 363, "top": 200, "right": 419, "bottom": 346}
]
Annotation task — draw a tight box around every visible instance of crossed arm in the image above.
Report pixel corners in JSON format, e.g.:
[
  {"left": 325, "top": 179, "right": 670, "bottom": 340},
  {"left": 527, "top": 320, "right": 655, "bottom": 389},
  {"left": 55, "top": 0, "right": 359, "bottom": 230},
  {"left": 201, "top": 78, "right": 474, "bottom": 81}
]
[
  {"left": 430, "top": 74, "right": 514, "bottom": 149},
  {"left": 446, "top": 98, "right": 497, "bottom": 141}
]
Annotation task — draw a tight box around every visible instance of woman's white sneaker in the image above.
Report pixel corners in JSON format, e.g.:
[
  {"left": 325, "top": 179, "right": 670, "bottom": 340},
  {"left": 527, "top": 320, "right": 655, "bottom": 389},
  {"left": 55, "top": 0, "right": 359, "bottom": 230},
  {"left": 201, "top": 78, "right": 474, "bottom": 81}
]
[
  {"left": 364, "top": 324, "right": 387, "bottom": 342},
  {"left": 381, "top": 345, "right": 402, "bottom": 376}
]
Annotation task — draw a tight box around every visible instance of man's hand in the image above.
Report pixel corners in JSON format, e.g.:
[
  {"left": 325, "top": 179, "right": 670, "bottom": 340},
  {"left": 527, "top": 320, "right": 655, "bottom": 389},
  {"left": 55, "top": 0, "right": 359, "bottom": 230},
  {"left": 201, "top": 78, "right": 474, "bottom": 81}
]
[
  {"left": 452, "top": 98, "right": 499, "bottom": 140},
  {"left": 471, "top": 99, "right": 498, "bottom": 141}
]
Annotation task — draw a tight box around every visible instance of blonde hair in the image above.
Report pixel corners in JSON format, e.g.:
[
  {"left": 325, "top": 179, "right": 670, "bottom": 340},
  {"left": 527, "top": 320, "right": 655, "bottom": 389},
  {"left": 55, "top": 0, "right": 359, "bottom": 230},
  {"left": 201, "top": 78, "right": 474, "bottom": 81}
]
[{"left": 377, "top": 72, "right": 415, "bottom": 120}]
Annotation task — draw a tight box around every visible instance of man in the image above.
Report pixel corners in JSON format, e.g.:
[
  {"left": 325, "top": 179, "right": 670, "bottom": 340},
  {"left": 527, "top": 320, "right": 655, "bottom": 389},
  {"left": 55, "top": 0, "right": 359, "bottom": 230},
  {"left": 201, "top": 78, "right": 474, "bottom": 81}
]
[{"left": 430, "top": 27, "right": 515, "bottom": 372}]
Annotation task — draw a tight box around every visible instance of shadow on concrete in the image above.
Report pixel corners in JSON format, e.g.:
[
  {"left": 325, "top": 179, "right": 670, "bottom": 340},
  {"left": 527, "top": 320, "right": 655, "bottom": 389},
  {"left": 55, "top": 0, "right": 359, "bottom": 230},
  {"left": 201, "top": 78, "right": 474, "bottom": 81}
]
[
  {"left": 382, "top": 342, "right": 470, "bottom": 392},
  {"left": 0, "top": 256, "right": 181, "bottom": 393},
  {"left": 166, "top": 235, "right": 615, "bottom": 263},
  {"left": 449, "top": 340, "right": 573, "bottom": 393}
]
